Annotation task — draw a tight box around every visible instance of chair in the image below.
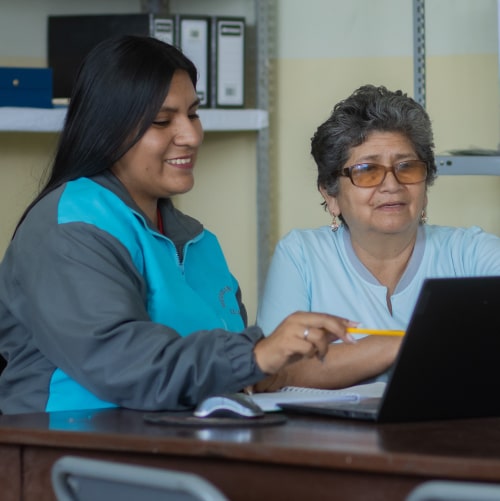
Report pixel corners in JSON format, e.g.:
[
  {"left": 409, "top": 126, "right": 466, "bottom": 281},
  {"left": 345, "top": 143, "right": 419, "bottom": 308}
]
[
  {"left": 406, "top": 480, "right": 500, "bottom": 501},
  {"left": 51, "top": 455, "right": 229, "bottom": 501}
]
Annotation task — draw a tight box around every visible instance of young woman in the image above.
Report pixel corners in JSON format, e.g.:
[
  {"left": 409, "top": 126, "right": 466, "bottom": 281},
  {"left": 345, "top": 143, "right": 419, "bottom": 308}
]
[{"left": 0, "top": 36, "right": 354, "bottom": 414}]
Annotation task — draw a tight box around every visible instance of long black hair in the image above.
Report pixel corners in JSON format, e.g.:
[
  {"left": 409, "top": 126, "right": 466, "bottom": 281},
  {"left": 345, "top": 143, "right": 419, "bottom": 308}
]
[{"left": 14, "top": 35, "right": 197, "bottom": 234}]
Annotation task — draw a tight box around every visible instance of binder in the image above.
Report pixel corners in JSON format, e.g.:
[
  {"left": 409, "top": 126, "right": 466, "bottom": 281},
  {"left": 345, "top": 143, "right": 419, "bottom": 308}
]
[
  {"left": 48, "top": 14, "right": 176, "bottom": 99},
  {"left": 0, "top": 67, "right": 53, "bottom": 108},
  {"left": 151, "top": 17, "right": 175, "bottom": 46},
  {"left": 177, "top": 16, "right": 211, "bottom": 107},
  {"left": 212, "top": 17, "right": 245, "bottom": 108}
]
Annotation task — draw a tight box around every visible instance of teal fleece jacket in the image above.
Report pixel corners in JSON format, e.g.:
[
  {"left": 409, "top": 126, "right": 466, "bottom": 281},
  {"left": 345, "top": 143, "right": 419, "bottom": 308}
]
[{"left": 0, "top": 171, "right": 265, "bottom": 414}]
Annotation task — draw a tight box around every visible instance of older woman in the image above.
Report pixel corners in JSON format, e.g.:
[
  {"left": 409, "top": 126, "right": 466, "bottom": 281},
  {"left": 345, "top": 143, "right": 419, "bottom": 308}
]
[{"left": 257, "top": 85, "right": 500, "bottom": 391}]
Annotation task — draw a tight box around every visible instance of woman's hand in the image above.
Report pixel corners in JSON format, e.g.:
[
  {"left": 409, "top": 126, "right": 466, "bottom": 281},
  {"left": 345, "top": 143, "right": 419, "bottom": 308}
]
[{"left": 253, "top": 311, "right": 356, "bottom": 375}]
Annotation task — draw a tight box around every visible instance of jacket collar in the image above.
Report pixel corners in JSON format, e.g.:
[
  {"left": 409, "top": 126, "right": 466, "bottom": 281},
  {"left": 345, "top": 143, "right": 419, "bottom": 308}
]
[{"left": 90, "top": 171, "right": 204, "bottom": 246}]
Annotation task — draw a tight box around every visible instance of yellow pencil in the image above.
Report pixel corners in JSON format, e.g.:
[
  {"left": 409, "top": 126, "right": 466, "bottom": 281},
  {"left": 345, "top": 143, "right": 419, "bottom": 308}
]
[{"left": 347, "top": 327, "right": 405, "bottom": 337}]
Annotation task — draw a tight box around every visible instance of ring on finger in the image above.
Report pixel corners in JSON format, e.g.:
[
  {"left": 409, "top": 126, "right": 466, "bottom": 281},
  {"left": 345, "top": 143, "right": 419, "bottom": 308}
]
[{"left": 303, "top": 328, "right": 310, "bottom": 340}]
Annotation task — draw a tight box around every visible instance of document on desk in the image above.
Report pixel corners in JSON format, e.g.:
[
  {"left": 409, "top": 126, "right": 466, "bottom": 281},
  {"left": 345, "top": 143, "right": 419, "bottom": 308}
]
[{"left": 251, "top": 382, "right": 386, "bottom": 412}]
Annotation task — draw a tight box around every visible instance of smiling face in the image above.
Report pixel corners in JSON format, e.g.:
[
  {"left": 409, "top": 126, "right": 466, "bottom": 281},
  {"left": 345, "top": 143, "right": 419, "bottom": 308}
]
[
  {"left": 111, "top": 69, "right": 203, "bottom": 221},
  {"left": 320, "top": 131, "right": 428, "bottom": 240}
]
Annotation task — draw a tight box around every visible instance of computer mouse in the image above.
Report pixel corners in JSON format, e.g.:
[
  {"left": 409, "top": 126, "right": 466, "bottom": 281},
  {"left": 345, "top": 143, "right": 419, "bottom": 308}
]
[{"left": 194, "top": 393, "right": 265, "bottom": 419}]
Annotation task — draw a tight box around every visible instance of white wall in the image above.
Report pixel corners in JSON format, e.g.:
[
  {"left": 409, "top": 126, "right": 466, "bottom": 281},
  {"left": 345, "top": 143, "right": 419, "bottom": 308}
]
[{"left": 0, "top": 0, "right": 141, "bottom": 63}]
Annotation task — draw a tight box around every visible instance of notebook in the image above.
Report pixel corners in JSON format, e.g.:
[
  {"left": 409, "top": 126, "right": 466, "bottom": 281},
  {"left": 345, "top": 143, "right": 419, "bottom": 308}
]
[
  {"left": 251, "top": 381, "right": 386, "bottom": 412},
  {"left": 277, "top": 276, "right": 500, "bottom": 423}
]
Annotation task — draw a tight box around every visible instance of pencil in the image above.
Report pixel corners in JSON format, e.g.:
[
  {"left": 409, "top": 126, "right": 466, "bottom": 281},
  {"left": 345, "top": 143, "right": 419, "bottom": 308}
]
[{"left": 347, "top": 327, "right": 405, "bottom": 337}]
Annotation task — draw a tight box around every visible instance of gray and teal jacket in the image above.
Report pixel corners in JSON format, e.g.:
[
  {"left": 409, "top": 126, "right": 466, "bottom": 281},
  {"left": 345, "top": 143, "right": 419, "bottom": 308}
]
[{"left": 0, "top": 171, "right": 265, "bottom": 414}]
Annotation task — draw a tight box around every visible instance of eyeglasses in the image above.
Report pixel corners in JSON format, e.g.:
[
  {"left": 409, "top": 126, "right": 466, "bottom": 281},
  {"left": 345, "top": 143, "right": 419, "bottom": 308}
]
[{"left": 340, "top": 160, "right": 428, "bottom": 188}]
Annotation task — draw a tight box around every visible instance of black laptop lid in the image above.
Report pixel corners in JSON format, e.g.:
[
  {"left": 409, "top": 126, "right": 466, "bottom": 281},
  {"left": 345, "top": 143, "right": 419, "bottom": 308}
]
[
  {"left": 377, "top": 276, "right": 500, "bottom": 422},
  {"left": 278, "top": 276, "right": 500, "bottom": 422}
]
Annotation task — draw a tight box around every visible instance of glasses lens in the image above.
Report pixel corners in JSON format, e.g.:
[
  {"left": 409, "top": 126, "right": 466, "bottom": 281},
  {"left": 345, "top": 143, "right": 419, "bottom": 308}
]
[
  {"left": 347, "top": 161, "right": 428, "bottom": 187},
  {"left": 350, "top": 164, "right": 385, "bottom": 187},
  {"left": 394, "top": 160, "right": 427, "bottom": 183}
]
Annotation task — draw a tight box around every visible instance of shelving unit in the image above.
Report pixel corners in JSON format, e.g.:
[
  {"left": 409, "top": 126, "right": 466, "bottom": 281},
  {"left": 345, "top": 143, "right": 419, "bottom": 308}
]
[
  {"left": 0, "top": 107, "right": 268, "bottom": 133},
  {"left": 435, "top": 155, "right": 500, "bottom": 176},
  {"left": 413, "top": 0, "right": 500, "bottom": 176}
]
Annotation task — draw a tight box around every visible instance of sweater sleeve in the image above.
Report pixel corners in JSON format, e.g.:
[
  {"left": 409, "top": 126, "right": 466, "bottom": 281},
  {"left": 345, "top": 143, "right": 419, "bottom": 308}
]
[{"left": 15, "top": 222, "right": 266, "bottom": 411}]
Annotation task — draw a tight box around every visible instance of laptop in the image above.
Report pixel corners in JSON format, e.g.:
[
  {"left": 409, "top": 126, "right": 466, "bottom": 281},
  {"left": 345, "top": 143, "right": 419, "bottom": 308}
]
[{"left": 279, "top": 276, "right": 500, "bottom": 423}]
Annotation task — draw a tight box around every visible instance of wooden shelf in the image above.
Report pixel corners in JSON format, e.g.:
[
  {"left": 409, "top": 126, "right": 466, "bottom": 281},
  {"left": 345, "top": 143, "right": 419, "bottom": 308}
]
[{"left": 0, "top": 107, "right": 268, "bottom": 133}]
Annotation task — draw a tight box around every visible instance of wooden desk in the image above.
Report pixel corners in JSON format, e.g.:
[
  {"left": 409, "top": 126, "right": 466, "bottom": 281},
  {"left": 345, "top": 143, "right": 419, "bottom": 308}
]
[{"left": 1, "top": 409, "right": 500, "bottom": 501}]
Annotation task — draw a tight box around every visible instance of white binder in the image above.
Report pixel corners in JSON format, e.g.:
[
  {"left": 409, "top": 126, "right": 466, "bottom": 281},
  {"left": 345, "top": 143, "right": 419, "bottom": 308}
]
[
  {"left": 213, "top": 17, "right": 245, "bottom": 108},
  {"left": 152, "top": 17, "right": 175, "bottom": 46},
  {"left": 177, "top": 16, "right": 211, "bottom": 107}
]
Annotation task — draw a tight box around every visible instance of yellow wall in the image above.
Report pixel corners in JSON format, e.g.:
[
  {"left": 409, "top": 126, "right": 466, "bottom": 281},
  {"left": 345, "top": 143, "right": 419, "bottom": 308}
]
[
  {"left": 271, "top": 54, "right": 500, "bottom": 242},
  {"left": 175, "top": 132, "right": 258, "bottom": 322},
  {"left": 0, "top": 134, "right": 57, "bottom": 247}
]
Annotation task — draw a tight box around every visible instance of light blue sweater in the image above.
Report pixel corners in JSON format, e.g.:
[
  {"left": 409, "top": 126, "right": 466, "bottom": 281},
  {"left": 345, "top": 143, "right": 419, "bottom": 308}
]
[{"left": 257, "top": 224, "right": 500, "bottom": 336}]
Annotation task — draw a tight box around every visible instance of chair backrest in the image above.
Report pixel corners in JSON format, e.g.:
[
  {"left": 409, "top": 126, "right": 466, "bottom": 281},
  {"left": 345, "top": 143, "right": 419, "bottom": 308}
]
[
  {"left": 406, "top": 480, "right": 500, "bottom": 501},
  {"left": 51, "top": 456, "right": 230, "bottom": 501}
]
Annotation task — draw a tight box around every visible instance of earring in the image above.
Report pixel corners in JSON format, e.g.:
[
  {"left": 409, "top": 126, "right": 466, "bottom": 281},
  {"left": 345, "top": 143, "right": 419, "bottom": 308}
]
[
  {"left": 420, "top": 209, "right": 428, "bottom": 225},
  {"left": 330, "top": 213, "right": 340, "bottom": 232}
]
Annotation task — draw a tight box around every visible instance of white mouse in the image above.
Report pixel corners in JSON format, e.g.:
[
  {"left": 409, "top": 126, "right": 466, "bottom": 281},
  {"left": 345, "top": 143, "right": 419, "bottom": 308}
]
[{"left": 194, "top": 393, "right": 264, "bottom": 418}]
